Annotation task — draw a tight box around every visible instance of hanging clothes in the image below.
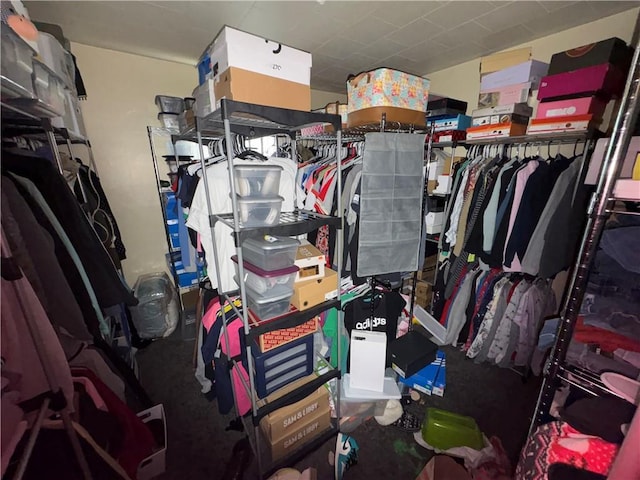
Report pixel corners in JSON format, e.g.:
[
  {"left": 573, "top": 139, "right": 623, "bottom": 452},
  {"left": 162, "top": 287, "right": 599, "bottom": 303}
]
[{"left": 2, "top": 151, "right": 137, "bottom": 309}]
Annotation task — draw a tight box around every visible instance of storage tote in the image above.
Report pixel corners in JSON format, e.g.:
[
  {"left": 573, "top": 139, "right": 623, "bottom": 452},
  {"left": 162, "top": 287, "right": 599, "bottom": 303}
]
[{"left": 347, "top": 68, "right": 430, "bottom": 128}]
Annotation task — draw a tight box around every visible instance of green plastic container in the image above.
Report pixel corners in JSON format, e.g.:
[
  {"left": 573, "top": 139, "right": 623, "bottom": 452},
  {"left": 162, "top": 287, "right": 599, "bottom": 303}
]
[{"left": 421, "top": 408, "right": 484, "bottom": 451}]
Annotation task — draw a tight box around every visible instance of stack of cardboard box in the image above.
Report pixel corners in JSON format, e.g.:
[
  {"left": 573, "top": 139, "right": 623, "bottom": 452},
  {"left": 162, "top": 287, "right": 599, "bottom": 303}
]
[
  {"left": 529, "top": 37, "right": 633, "bottom": 135},
  {"left": 467, "top": 47, "right": 547, "bottom": 140},
  {"left": 426, "top": 97, "right": 470, "bottom": 143},
  {"left": 290, "top": 241, "right": 338, "bottom": 311},
  {"left": 193, "top": 26, "right": 312, "bottom": 117}
]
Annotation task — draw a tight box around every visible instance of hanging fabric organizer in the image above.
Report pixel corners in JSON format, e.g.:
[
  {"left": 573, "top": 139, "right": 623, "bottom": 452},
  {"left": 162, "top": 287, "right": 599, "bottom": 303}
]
[{"left": 357, "top": 132, "right": 426, "bottom": 277}]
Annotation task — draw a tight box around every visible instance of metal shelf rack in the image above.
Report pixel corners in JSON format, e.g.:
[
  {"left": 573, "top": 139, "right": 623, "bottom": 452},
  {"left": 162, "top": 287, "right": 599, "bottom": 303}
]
[
  {"left": 146, "top": 126, "right": 204, "bottom": 315},
  {"left": 529, "top": 32, "right": 640, "bottom": 433},
  {"left": 179, "top": 99, "right": 344, "bottom": 478}
]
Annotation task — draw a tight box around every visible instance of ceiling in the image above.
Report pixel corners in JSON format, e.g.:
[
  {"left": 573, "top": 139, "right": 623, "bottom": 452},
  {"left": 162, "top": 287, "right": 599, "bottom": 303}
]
[{"left": 25, "top": 1, "right": 638, "bottom": 93}]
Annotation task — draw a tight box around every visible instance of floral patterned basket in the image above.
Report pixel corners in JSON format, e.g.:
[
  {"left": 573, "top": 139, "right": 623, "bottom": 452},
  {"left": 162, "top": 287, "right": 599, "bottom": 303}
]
[{"left": 346, "top": 68, "right": 430, "bottom": 128}]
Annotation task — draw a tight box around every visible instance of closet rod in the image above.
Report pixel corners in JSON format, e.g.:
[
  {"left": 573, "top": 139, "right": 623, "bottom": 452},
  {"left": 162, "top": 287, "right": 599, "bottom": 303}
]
[{"left": 465, "top": 131, "right": 594, "bottom": 146}]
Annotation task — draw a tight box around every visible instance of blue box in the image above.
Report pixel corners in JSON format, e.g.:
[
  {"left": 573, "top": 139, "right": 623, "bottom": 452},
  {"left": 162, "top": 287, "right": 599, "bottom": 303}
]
[
  {"left": 429, "top": 114, "right": 471, "bottom": 132},
  {"left": 399, "top": 351, "right": 445, "bottom": 396},
  {"left": 252, "top": 334, "right": 314, "bottom": 398},
  {"left": 166, "top": 253, "right": 201, "bottom": 288},
  {"left": 164, "top": 192, "right": 179, "bottom": 222},
  {"left": 166, "top": 219, "right": 180, "bottom": 249},
  {"left": 198, "top": 52, "right": 211, "bottom": 85}
]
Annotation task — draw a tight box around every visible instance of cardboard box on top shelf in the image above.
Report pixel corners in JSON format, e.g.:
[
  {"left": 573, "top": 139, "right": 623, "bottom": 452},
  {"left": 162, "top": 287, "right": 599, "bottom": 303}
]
[
  {"left": 548, "top": 37, "right": 633, "bottom": 76},
  {"left": 480, "top": 47, "right": 532, "bottom": 75},
  {"left": 206, "top": 25, "right": 312, "bottom": 86},
  {"left": 214, "top": 67, "right": 310, "bottom": 111},
  {"left": 291, "top": 268, "right": 338, "bottom": 311},
  {"left": 258, "top": 373, "right": 331, "bottom": 443},
  {"left": 480, "top": 60, "right": 549, "bottom": 91}
]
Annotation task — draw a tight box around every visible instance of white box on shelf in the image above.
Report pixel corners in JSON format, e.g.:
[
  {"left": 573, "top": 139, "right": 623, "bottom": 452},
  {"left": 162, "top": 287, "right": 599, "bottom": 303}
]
[
  {"left": 206, "top": 26, "right": 312, "bottom": 86},
  {"left": 425, "top": 223, "right": 443, "bottom": 235},
  {"left": 433, "top": 175, "right": 452, "bottom": 195},
  {"left": 136, "top": 404, "right": 167, "bottom": 480},
  {"left": 425, "top": 211, "right": 444, "bottom": 226},
  {"left": 194, "top": 79, "right": 215, "bottom": 118},
  {"left": 294, "top": 241, "right": 325, "bottom": 282},
  {"left": 426, "top": 161, "right": 444, "bottom": 181},
  {"left": 349, "top": 330, "right": 386, "bottom": 393}
]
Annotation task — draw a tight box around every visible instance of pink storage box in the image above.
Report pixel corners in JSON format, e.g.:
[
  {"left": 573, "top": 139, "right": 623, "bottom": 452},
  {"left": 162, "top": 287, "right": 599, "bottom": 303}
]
[
  {"left": 537, "top": 63, "right": 626, "bottom": 102},
  {"left": 477, "top": 83, "right": 530, "bottom": 108},
  {"left": 536, "top": 96, "right": 607, "bottom": 120}
]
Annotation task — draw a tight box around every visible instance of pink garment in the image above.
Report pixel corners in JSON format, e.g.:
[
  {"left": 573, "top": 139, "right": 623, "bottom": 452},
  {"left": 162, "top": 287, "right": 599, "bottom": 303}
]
[
  {"left": 503, "top": 161, "right": 540, "bottom": 271},
  {"left": 202, "top": 298, "right": 222, "bottom": 332},
  {"left": 547, "top": 422, "right": 618, "bottom": 476},
  {"left": 221, "top": 318, "right": 251, "bottom": 415},
  {"left": 1, "top": 227, "right": 74, "bottom": 474},
  {"left": 0, "top": 228, "right": 74, "bottom": 412},
  {"left": 608, "top": 406, "right": 640, "bottom": 479}
]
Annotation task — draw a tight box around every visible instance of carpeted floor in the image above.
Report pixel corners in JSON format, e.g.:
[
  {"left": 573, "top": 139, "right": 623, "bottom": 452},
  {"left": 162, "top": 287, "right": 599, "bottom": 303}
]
[{"left": 136, "top": 330, "right": 541, "bottom": 480}]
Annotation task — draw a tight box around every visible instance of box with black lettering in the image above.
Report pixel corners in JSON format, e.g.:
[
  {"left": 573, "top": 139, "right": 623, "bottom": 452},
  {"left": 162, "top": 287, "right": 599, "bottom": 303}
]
[{"left": 258, "top": 373, "right": 330, "bottom": 442}]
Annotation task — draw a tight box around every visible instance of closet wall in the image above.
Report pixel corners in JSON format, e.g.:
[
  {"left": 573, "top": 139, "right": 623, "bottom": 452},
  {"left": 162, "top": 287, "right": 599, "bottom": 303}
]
[
  {"left": 426, "top": 7, "right": 639, "bottom": 108},
  {"left": 72, "top": 42, "right": 346, "bottom": 280}
]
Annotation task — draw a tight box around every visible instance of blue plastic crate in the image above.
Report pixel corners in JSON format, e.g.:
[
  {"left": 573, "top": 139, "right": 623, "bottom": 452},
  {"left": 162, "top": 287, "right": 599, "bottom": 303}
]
[{"left": 252, "top": 334, "right": 314, "bottom": 398}]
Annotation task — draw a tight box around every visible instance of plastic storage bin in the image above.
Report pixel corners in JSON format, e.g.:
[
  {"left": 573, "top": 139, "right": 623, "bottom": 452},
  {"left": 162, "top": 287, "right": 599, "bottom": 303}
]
[
  {"left": 241, "top": 235, "right": 300, "bottom": 271},
  {"left": 32, "top": 60, "right": 65, "bottom": 115},
  {"left": 234, "top": 165, "right": 283, "bottom": 198},
  {"left": 155, "top": 95, "right": 185, "bottom": 114},
  {"left": 252, "top": 334, "right": 314, "bottom": 398},
  {"left": 52, "top": 90, "right": 87, "bottom": 138},
  {"left": 232, "top": 255, "right": 297, "bottom": 296},
  {"left": 36, "top": 32, "right": 75, "bottom": 90},
  {"left": 131, "top": 272, "right": 180, "bottom": 339},
  {"left": 236, "top": 195, "right": 283, "bottom": 227},
  {"left": 244, "top": 283, "right": 293, "bottom": 320},
  {"left": 1, "top": 28, "right": 35, "bottom": 98},
  {"left": 421, "top": 408, "right": 484, "bottom": 451},
  {"left": 158, "top": 112, "right": 179, "bottom": 130}
]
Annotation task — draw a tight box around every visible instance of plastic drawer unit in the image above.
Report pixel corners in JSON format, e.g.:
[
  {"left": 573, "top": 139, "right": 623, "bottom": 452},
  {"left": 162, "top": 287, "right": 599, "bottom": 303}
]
[
  {"left": 1, "top": 28, "right": 35, "bottom": 98},
  {"left": 232, "top": 256, "right": 298, "bottom": 296},
  {"left": 234, "top": 165, "right": 283, "bottom": 197},
  {"left": 241, "top": 235, "right": 300, "bottom": 271},
  {"left": 252, "top": 334, "right": 314, "bottom": 398},
  {"left": 32, "top": 60, "right": 65, "bottom": 115},
  {"left": 236, "top": 195, "right": 283, "bottom": 227}
]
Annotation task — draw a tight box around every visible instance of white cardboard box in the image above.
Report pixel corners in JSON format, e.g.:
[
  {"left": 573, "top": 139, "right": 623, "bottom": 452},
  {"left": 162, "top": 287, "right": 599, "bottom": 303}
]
[
  {"left": 294, "top": 242, "right": 325, "bottom": 282},
  {"left": 206, "top": 26, "right": 312, "bottom": 86},
  {"left": 349, "top": 330, "right": 386, "bottom": 393},
  {"left": 137, "top": 404, "right": 167, "bottom": 480},
  {"left": 426, "top": 211, "right": 444, "bottom": 226}
]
